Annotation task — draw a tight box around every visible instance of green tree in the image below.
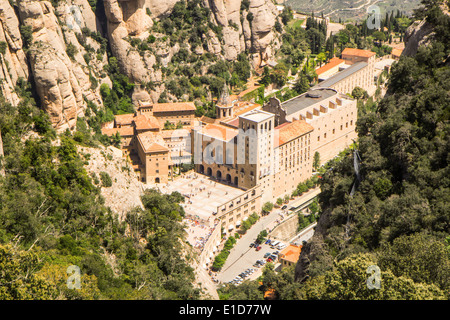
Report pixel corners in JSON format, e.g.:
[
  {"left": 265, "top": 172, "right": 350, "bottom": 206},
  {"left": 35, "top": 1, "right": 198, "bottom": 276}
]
[
  {"left": 302, "top": 253, "right": 446, "bottom": 300},
  {"left": 293, "top": 72, "right": 310, "bottom": 95},
  {"left": 0, "top": 245, "right": 56, "bottom": 299},
  {"left": 262, "top": 202, "right": 274, "bottom": 214}
]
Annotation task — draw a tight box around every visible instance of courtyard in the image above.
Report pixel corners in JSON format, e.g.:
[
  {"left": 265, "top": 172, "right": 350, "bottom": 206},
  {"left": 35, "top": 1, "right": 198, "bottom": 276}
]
[{"left": 146, "top": 172, "right": 247, "bottom": 252}]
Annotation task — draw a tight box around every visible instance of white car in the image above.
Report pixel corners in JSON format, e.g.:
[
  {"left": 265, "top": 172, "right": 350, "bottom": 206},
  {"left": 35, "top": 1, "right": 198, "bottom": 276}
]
[
  {"left": 270, "top": 241, "right": 280, "bottom": 248},
  {"left": 277, "top": 243, "right": 286, "bottom": 250}
]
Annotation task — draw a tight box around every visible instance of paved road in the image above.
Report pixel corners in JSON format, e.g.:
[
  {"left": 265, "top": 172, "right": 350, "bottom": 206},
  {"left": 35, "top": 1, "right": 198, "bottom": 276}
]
[
  {"left": 216, "top": 207, "right": 282, "bottom": 283},
  {"left": 216, "top": 188, "right": 320, "bottom": 284}
]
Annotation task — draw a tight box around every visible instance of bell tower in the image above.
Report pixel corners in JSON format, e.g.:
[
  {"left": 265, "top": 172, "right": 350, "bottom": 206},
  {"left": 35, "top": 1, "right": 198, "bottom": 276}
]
[{"left": 216, "top": 83, "right": 234, "bottom": 119}]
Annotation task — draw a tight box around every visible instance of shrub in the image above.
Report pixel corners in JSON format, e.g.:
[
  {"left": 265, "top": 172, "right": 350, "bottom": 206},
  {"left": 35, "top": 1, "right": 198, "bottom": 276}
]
[{"left": 100, "top": 171, "right": 112, "bottom": 187}]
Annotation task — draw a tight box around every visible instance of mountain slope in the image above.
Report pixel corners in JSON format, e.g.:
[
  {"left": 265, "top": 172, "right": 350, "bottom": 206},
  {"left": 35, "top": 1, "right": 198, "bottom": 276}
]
[
  {"left": 293, "top": 0, "right": 450, "bottom": 299},
  {"left": 0, "top": 0, "right": 282, "bottom": 131}
]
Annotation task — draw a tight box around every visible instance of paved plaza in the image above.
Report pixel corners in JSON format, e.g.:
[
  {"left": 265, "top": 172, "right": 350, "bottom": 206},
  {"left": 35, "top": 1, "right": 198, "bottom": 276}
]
[
  {"left": 146, "top": 172, "right": 246, "bottom": 253},
  {"left": 156, "top": 173, "right": 244, "bottom": 223}
]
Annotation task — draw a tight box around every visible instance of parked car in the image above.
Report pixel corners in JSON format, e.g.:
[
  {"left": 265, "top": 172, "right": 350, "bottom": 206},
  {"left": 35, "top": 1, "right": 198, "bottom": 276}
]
[
  {"left": 272, "top": 251, "right": 279, "bottom": 255},
  {"left": 256, "top": 246, "right": 262, "bottom": 251},
  {"left": 265, "top": 239, "right": 271, "bottom": 245},
  {"left": 249, "top": 242, "right": 255, "bottom": 248},
  {"left": 282, "top": 205, "right": 288, "bottom": 210},
  {"left": 264, "top": 252, "right": 271, "bottom": 258},
  {"left": 270, "top": 241, "right": 280, "bottom": 248}
]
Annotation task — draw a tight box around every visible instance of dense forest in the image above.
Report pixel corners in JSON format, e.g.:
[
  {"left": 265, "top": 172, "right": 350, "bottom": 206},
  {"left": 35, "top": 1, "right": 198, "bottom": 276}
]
[
  {"left": 219, "top": 0, "right": 450, "bottom": 300},
  {"left": 0, "top": 82, "right": 200, "bottom": 299}
]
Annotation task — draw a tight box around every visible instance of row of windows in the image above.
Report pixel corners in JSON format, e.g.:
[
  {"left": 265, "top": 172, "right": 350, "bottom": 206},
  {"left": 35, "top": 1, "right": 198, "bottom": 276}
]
[{"left": 317, "top": 121, "right": 354, "bottom": 141}]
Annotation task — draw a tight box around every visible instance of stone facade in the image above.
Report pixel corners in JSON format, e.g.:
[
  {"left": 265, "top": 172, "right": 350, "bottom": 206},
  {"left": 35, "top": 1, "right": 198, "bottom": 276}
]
[
  {"left": 101, "top": 102, "right": 197, "bottom": 184},
  {"left": 314, "top": 48, "right": 376, "bottom": 95},
  {"left": 263, "top": 88, "right": 357, "bottom": 166}
]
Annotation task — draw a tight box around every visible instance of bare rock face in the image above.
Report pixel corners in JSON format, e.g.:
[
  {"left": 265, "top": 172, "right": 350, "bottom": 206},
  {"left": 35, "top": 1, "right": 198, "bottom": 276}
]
[
  {"left": 203, "top": 0, "right": 280, "bottom": 65},
  {"left": 403, "top": 19, "right": 436, "bottom": 57},
  {"left": 104, "top": 0, "right": 161, "bottom": 85},
  {"left": 55, "top": 0, "right": 100, "bottom": 33},
  {"left": 16, "top": 0, "right": 108, "bottom": 131},
  {"left": 145, "top": 0, "right": 179, "bottom": 18},
  {"left": 249, "top": 0, "right": 278, "bottom": 51},
  {"left": 0, "top": 0, "right": 30, "bottom": 106},
  {"left": 28, "top": 42, "right": 83, "bottom": 130},
  {"left": 79, "top": 145, "right": 144, "bottom": 220}
]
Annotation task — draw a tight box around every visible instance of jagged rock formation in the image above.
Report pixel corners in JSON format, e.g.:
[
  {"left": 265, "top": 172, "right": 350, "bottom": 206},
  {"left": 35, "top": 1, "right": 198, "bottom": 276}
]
[
  {"left": 0, "top": 0, "right": 29, "bottom": 106},
  {"left": 0, "top": 0, "right": 282, "bottom": 129},
  {"left": 0, "top": 0, "right": 110, "bottom": 131},
  {"left": 403, "top": 19, "right": 436, "bottom": 57},
  {"left": 103, "top": 0, "right": 160, "bottom": 85},
  {"left": 204, "top": 0, "right": 280, "bottom": 66}
]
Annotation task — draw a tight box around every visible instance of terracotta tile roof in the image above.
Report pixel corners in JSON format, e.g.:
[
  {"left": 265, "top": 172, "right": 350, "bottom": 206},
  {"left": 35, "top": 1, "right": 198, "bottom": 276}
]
[
  {"left": 160, "top": 128, "right": 191, "bottom": 139},
  {"left": 233, "top": 101, "right": 261, "bottom": 116},
  {"left": 391, "top": 48, "right": 403, "bottom": 57},
  {"left": 151, "top": 102, "right": 196, "bottom": 113},
  {"left": 199, "top": 123, "right": 238, "bottom": 141},
  {"left": 279, "top": 245, "right": 302, "bottom": 264},
  {"left": 275, "top": 120, "right": 314, "bottom": 147},
  {"left": 137, "top": 131, "right": 169, "bottom": 153},
  {"left": 223, "top": 117, "right": 240, "bottom": 128},
  {"left": 114, "top": 113, "right": 135, "bottom": 126},
  {"left": 101, "top": 126, "right": 134, "bottom": 137},
  {"left": 316, "top": 57, "right": 345, "bottom": 75},
  {"left": 200, "top": 116, "right": 218, "bottom": 124},
  {"left": 342, "top": 48, "right": 376, "bottom": 58},
  {"left": 133, "top": 114, "right": 161, "bottom": 131}
]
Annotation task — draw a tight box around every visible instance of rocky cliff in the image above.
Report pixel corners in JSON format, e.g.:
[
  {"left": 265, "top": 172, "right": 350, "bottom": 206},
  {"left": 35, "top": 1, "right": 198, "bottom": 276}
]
[
  {"left": 0, "top": 0, "right": 29, "bottom": 106},
  {"left": 0, "top": 0, "right": 281, "bottom": 130}
]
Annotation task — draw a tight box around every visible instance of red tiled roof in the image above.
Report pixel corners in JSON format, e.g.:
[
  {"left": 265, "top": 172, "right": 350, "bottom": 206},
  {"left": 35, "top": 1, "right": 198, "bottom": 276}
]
[
  {"left": 133, "top": 114, "right": 161, "bottom": 131},
  {"left": 279, "top": 245, "right": 302, "bottom": 264},
  {"left": 391, "top": 48, "right": 403, "bottom": 57},
  {"left": 114, "top": 113, "right": 135, "bottom": 126},
  {"left": 223, "top": 117, "right": 240, "bottom": 128},
  {"left": 101, "top": 126, "right": 134, "bottom": 137},
  {"left": 137, "top": 131, "right": 168, "bottom": 153},
  {"left": 342, "top": 48, "right": 376, "bottom": 58},
  {"left": 316, "top": 57, "right": 345, "bottom": 75},
  {"left": 199, "top": 123, "right": 238, "bottom": 141},
  {"left": 151, "top": 102, "right": 196, "bottom": 113},
  {"left": 160, "top": 128, "right": 191, "bottom": 139},
  {"left": 275, "top": 120, "right": 314, "bottom": 147}
]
